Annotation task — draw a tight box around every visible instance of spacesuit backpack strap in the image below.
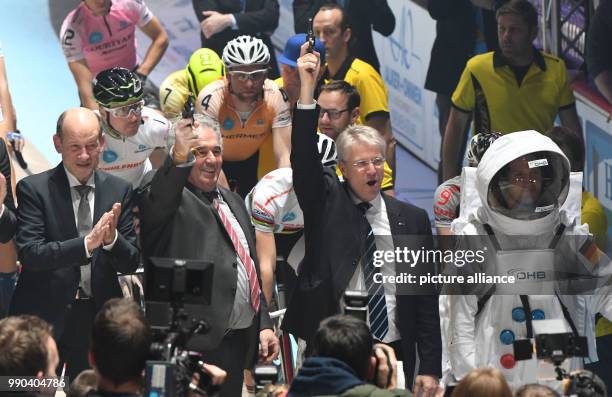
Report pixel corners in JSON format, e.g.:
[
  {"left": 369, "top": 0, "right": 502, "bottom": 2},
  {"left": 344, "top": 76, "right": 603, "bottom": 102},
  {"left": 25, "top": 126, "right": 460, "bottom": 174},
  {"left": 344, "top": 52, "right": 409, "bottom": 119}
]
[{"left": 474, "top": 224, "right": 500, "bottom": 317}]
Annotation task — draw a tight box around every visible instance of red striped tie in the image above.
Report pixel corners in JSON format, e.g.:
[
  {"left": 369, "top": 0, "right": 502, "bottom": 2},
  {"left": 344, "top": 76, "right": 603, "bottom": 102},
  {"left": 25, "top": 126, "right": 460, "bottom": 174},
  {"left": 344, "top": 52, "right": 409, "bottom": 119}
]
[{"left": 214, "top": 199, "right": 261, "bottom": 313}]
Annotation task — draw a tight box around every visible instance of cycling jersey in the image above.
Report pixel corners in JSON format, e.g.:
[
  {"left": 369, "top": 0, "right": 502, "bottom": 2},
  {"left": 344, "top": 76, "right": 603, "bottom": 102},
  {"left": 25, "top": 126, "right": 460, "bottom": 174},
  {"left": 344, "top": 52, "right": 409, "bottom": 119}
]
[
  {"left": 60, "top": 0, "right": 153, "bottom": 77},
  {"left": 98, "top": 107, "right": 169, "bottom": 187},
  {"left": 245, "top": 168, "right": 303, "bottom": 234},
  {"left": 159, "top": 70, "right": 191, "bottom": 117},
  {"left": 198, "top": 79, "right": 291, "bottom": 196},
  {"left": 433, "top": 175, "right": 461, "bottom": 228}
]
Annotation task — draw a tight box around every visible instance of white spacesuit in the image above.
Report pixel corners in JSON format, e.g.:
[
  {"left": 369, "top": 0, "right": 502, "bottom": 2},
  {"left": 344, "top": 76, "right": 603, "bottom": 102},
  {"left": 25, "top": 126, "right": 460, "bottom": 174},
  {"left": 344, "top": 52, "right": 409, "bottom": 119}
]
[{"left": 445, "top": 130, "right": 612, "bottom": 387}]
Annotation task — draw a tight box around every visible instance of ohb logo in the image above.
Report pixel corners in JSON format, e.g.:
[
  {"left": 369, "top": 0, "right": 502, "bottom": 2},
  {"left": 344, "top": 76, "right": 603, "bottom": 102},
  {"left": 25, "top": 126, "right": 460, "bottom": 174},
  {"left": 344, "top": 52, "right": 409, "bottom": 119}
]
[{"left": 507, "top": 269, "right": 546, "bottom": 280}]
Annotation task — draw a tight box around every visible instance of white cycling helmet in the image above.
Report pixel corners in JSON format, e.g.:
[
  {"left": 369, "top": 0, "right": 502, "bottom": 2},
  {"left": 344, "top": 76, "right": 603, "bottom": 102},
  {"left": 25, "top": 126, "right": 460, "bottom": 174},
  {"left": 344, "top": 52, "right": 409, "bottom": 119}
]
[
  {"left": 317, "top": 134, "right": 338, "bottom": 168},
  {"left": 222, "top": 35, "right": 270, "bottom": 68}
]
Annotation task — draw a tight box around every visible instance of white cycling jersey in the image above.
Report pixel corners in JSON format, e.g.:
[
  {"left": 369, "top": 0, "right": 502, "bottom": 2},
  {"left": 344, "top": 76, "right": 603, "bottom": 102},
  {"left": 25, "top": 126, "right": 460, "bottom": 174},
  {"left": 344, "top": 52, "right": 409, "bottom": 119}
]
[
  {"left": 98, "top": 107, "right": 169, "bottom": 187},
  {"left": 245, "top": 168, "right": 303, "bottom": 234}
]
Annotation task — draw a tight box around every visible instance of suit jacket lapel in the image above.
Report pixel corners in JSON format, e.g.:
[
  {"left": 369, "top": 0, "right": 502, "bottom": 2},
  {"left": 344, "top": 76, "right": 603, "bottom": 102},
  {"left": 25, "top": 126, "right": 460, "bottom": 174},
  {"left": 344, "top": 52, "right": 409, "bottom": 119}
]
[
  {"left": 49, "top": 164, "right": 78, "bottom": 240},
  {"left": 93, "top": 170, "right": 106, "bottom": 225},
  {"left": 383, "top": 194, "right": 405, "bottom": 249}
]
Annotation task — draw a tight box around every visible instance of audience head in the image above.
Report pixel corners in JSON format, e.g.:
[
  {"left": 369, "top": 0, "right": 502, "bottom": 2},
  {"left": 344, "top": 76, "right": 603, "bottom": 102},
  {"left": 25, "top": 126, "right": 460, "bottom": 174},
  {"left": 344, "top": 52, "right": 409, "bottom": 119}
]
[
  {"left": 54, "top": 107, "right": 104, "bottom": 185},
  {"left": 311, "top": 315, "right": 373, "bottom": 380},
  {"left": 0, "top": 315, "right": 59, "bottom": 394},
  {"left": 186, "top": 48, "right": 225, "bottom": 96},
  {"left": 313, "top": 3, "right": 352, "bottom": 61},
  {"left": 449, "top": 367, "right": 512, "bottom": 397},
  {"left": 496, "top": 0, "right": 539, "bottom": 63},
  {"left": 515, "top": 383, "right": 560, "bottom": 397},
  {"left": 185, "top": 116, "right": 224, "bottom": 193},
  {"left": 222, "top": 35, "right": 270, "bottom": 102},
  {"left": 90, "top": 298, "right": 152, "bottom": 389},
  {"left": 318, "top": 80, "right": 360, "bottom": 140},
  {"left": 67, "top": 369, "right": 98, "bottom": 397},
  {"left": 279, "top": 34, "right": 326, "bottom": 91},
  {"left": 94, "top": 67, "right": 145, "bottom": 137},
  {"left": 337, "top": 125, "right": 386, "bottom": 203},
  {"left": 543, "top": 126, "right": 584, "bottom": 172}
]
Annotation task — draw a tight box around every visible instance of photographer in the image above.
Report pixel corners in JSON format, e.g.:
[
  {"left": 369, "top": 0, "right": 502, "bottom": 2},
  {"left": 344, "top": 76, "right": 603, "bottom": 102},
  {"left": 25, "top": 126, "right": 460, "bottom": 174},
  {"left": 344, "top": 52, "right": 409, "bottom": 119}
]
[
  {"left": 288, "top": 315, "right": 410, "bottom": 397},
  {"left": 0, "top": 315, "right": 60, "bottom": 396},
  {"left": 87, "top": 298, "right": 227, "bottom": 396}
]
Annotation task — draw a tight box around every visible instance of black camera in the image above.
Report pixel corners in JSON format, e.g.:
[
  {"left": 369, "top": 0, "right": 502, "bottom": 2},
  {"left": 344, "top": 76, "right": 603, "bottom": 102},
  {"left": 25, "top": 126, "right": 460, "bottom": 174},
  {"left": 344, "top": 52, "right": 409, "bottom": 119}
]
[{"left": 144, "top": 258, "right": 216, "bottom": 397}]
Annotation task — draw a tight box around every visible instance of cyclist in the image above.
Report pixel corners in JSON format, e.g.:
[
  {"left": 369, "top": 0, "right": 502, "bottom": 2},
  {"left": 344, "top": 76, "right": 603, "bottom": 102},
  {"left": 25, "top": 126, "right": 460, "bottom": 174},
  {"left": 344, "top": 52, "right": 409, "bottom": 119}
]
[
  {"left": 196, "top": 35, "right": 292, "bottom": 197},
  {"left": 93, "top": 67, "right": 169, "bottom": 188},
  {"left": 159, "top": 48, "right": 225, "bottom": 117},
  {"left": 434, "top": 132, "right": 501, "bottom": 238},
  {"left": 246, "top": 134, "right": 337, "bottom": 307},
  {"left": 60, "top": 0, "right": 168, "bottom": 109}
]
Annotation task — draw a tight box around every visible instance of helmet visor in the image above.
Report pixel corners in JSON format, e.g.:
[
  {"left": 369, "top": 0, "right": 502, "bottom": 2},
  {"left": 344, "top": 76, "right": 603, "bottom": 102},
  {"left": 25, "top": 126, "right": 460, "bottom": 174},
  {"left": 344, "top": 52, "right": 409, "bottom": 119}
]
[{"left": 487, "top": 152, "right": 569, "bottom": 220}]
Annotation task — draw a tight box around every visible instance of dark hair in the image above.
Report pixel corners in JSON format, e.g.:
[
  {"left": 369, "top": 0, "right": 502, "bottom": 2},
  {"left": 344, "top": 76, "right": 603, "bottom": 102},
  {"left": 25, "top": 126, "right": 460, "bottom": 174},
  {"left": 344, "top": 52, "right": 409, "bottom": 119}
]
[
  {"left": 515, "top": 383, "right": 560, "bottom": 397},
  {"left": 496, "top": 0, "right": 539, "bottom": 31},
  {"left": 543, "top": 126, "right": 584, "bottom": 172},
  {"left": 0, "top": 315, "right": 53, "bottom": 376},
  {"left": 56, "top": 109, "right": 104, "bottom": 140},
  {"left": 91, "top": 298, "right": 152, "bottom": 387},
  {"left": 317, "top": 3, "right": 351, "bottom": 32},
  {"left": 311, "top": 315, "right": 372, "bottom": 379},
  {"left": 319, "top": 80, "right": 360, "bottom": 112},
  {"left": 67, "top": 369, "right": 98, "bottom": 397}
]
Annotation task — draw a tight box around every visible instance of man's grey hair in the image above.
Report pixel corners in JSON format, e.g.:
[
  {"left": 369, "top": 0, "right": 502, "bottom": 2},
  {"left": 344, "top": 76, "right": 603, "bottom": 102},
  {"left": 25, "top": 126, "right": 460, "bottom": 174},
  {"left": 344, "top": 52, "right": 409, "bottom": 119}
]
[
  {"left": 168, "top": 114, "right": 223, "bottom": 152},
  {"left": 335, "top": 125, "right": 386, "bottom": 162}
]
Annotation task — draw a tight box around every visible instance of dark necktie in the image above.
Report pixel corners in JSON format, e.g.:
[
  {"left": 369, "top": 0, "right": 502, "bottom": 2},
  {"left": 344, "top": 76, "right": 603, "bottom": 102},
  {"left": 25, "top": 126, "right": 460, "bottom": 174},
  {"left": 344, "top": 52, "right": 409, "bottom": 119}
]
[
  {"left": 358, "top": 202, "right": 389, "bottom": 340},
  {"left": 75, "top": 185, "right": 93, "bottom": 298}
]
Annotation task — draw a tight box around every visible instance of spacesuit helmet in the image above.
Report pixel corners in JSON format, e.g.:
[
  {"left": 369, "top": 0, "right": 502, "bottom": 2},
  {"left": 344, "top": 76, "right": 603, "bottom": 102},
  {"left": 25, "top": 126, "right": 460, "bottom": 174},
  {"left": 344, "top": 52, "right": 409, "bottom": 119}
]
[{"left": 487, "top": 151, "right": 569, "bottom": 220}]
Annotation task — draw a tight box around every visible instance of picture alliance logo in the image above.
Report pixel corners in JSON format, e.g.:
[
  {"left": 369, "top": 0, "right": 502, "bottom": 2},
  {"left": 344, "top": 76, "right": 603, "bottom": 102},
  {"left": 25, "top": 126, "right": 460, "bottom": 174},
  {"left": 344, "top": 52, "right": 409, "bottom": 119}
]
[{"left": 507, "top": 269, "right": 547, "bottom": 280}]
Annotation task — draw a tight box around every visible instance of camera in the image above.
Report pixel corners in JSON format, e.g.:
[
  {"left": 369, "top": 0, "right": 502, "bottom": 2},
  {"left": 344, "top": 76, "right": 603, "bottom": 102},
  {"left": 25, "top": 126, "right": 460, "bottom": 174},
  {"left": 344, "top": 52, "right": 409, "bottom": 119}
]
[
  {"left": 344, "top": 290, "right": 369, "bottom": 322},
  {"left": 144, "top": 258, "right": 217, "bottom": 397}
]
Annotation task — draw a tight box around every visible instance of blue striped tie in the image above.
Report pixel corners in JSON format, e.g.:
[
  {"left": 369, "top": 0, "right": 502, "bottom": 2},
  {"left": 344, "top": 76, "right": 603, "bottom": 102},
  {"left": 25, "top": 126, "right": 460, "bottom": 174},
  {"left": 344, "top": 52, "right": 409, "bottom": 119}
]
[{"left": 358, "top": 202, "right": 389, "bottom": 340}]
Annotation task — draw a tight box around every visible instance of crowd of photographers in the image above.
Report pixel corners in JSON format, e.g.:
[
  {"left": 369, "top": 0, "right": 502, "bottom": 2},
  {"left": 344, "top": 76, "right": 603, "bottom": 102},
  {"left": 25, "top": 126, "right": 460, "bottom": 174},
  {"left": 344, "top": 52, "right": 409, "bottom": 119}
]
[{"left": 0, "top": 0, "right": 611, "bottom": 396}]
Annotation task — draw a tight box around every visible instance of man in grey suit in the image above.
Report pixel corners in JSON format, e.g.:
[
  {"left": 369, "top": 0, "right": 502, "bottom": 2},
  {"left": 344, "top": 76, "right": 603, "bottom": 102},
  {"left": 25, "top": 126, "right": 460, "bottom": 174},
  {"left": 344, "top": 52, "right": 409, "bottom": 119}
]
[{"left": 140, "top": 116, "right": 279, "bottom": 397}]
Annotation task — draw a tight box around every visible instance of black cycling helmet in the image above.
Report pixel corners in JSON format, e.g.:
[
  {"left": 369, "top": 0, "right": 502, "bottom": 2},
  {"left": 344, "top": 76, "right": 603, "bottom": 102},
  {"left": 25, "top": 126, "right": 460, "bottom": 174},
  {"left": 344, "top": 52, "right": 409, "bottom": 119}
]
[
  {"left": 93, "top": 67, "right": 143, "bottom": 107},
  {"left": 467, "top": 132, "right": 502, "bottom": 166}
]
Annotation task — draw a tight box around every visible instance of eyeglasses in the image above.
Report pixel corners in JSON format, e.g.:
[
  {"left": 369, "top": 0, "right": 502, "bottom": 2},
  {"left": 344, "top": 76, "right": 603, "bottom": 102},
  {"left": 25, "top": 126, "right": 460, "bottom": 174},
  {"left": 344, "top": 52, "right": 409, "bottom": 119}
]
[
  {"left": 104, "top": 100, "right": 144, "bottom": 118},
  {"left": 190, "top": 145, "right": 222, "bottom": 158},
  {"left": 351, "top": 157, "right": 385, "bottom": 169},
  {"left": 319, "top": 108, "right": 350, "bottom": 120},
  {"left": 228, "top": 69, "right": 268, "bottom": 82}
]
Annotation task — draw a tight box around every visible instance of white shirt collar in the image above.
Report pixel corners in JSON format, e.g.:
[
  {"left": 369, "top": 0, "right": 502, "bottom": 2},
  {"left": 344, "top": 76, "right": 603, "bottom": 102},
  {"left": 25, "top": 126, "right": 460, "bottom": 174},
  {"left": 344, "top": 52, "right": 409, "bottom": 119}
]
[
  {"left": 348, "top": 189, "right": 382, "bottom": 213},
  {"left": 63, "top": 166, "right": 95, "bottom": 189}
]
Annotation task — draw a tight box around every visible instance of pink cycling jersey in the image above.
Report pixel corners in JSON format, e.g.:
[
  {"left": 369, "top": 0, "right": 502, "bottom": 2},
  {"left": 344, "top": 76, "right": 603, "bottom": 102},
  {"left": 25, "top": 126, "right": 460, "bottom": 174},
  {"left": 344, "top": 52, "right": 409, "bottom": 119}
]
[{"left": 60, "top": 0, "right": 153, "bottom": 76}]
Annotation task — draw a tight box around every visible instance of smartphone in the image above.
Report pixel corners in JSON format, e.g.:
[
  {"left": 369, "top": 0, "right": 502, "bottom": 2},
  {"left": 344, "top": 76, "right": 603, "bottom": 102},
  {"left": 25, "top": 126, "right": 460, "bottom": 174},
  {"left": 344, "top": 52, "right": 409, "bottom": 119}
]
[{"left": 306, "top": 17, "right": 315, "bottom": 53}]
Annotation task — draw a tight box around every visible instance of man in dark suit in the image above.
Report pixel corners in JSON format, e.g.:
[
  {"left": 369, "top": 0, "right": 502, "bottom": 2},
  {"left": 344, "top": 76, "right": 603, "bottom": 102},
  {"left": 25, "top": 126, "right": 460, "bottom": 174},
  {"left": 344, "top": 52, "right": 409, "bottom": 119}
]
[
  {"left": 140, "top": 116, "right": 279, "bottom": 397},
  {"left": 0, "top": 138, "right": 17, "bottom": 319},
  {"left": 0, "top": 139, "right": 15, "bottom": 244},
  {"left": 192, "top": 0, "right": 281, "bottom": 78},
  {"left": 282, "top": 45, "right": 441, "bottom": 395},
  {"left": 10, "top": 108, "right": 140, "bottom": 381}
]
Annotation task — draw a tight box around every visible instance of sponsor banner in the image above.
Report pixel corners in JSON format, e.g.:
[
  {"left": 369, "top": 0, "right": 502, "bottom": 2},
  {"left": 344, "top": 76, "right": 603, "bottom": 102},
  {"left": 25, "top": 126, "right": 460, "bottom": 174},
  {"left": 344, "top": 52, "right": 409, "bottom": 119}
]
[
  {"left": 576, "top": 93, "right": 612, "bottom": 246},
  {"left": 372, "top": 1, "right": 438, "bottom": 169}
]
